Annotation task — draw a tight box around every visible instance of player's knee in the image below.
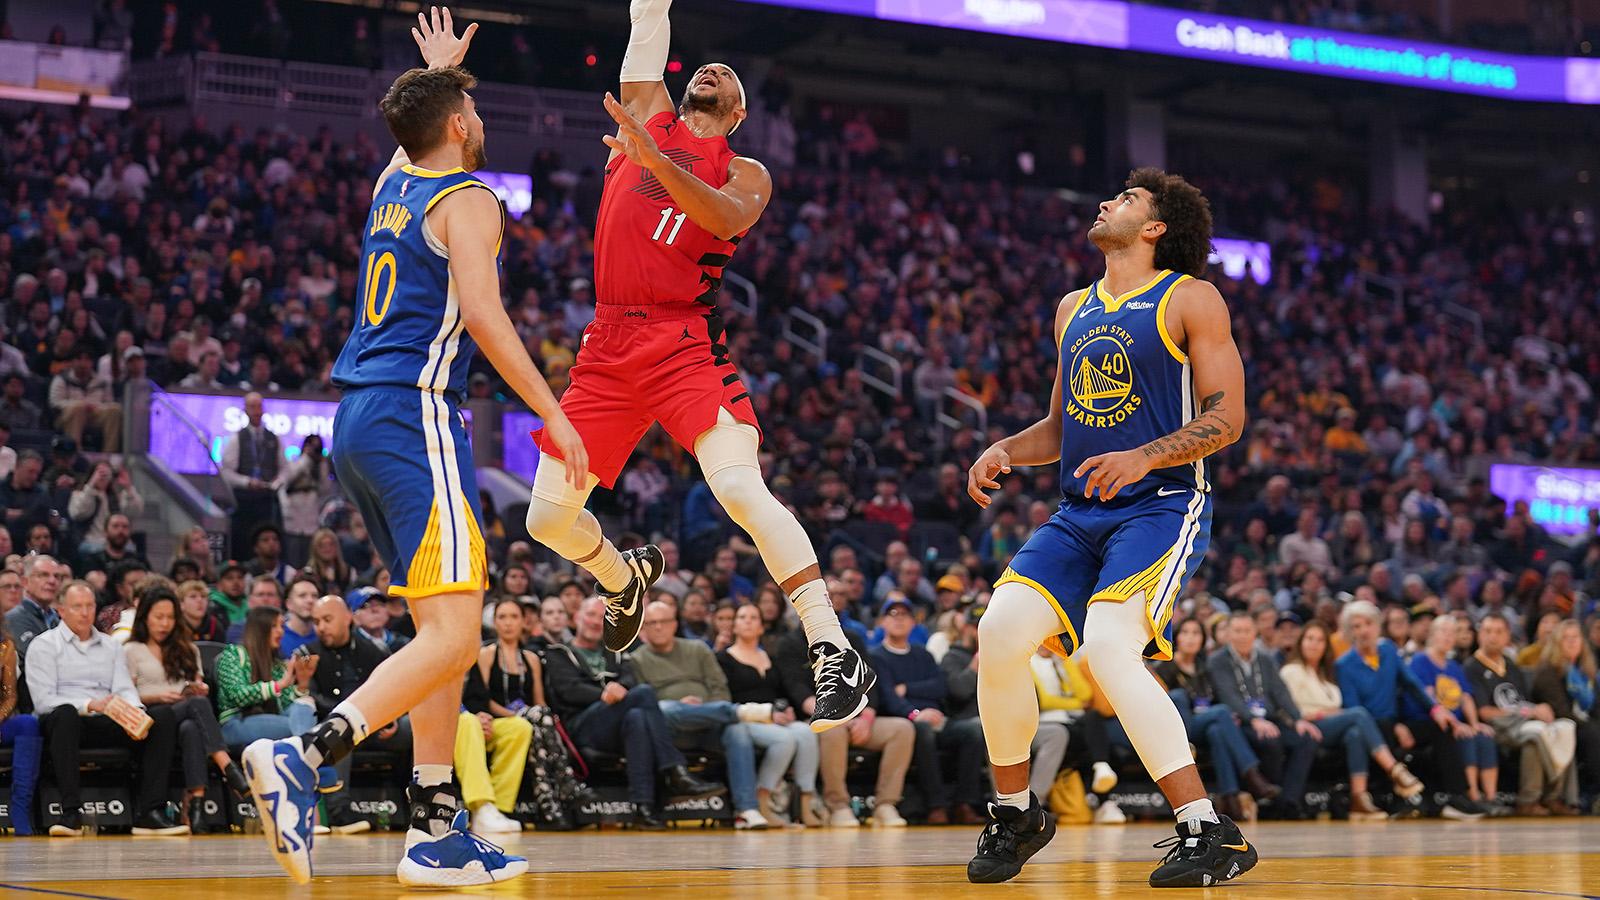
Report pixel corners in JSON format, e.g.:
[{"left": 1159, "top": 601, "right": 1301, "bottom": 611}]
[
  {"left": 524, "top": 497, "right": 579, "bottom": 543},
  {"left": 705, "top": 465, "right": 771, "bottom": 525},
  {"left": 977, "top": 609, "right": 1034, "bottom": 663}
]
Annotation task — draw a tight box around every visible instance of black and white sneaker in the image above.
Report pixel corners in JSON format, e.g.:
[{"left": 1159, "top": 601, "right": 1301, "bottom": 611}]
[
  {"left": 1148, "top": 815, "right": 1258, "bottom": 888},
  {"left": 808, "top": 640, "right": 876, "bottom": 732},
  {"left": 966, "top": 795, "right": 1057, "bottom": 884},
  {"left": 601, "top": 544, "right": 665, "bottom": 652}
]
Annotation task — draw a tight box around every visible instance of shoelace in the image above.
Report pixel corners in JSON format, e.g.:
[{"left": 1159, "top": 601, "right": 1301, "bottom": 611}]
[
  {"left": 812, "top": 647, "right": 847, "bottom": 688},
  {"left": 454, "top": 824, "right": 514, "bottom": 863},
  {"left": 1152, "top": 833, "right": 1206, "bottom": 864}
]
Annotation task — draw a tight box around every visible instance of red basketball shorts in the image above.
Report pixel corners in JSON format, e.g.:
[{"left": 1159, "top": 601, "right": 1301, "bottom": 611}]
[{"left": 532, "top": 303, "right": 761, "bottom": 488}]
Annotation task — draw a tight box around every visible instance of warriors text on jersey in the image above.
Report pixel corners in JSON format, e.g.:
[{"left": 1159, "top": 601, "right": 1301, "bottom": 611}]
[
  {"left": 332, "top": 165, "right": 501, "bottom": 401},
  {"left": 592, "top": 111, "right": 746, "bottom": 307},
  {"left": 1058, "top": 269, "right": 1210, "bottom": 499}
]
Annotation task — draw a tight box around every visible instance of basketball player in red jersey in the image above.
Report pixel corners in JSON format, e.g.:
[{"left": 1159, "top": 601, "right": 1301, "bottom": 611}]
[{"left": 525, "top": 0, "right": 875, "bottom": 731}]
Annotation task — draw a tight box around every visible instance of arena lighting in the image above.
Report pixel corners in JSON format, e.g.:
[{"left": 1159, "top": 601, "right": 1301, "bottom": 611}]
[
  {"left": 473, "top": 171, "right": 533, "bottom": 218},
  {"left": 501, "top": 411, "right": 544, "bottom": 483},
  {"left": 731, "top": 0, "right": 1600, "bottom": 103}
]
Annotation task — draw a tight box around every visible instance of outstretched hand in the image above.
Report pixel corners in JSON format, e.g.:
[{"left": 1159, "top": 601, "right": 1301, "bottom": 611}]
[
  {"left": 601, "top": 92, "right": 665, "bottom": 169},
  {"left": 412, "top": 6, "right": 478, "bottom": 69}
]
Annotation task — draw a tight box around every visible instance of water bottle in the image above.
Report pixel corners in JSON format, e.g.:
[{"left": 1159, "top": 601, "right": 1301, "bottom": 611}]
[{"left": 82, "top": 804, "right": 98, "bottom": 838}]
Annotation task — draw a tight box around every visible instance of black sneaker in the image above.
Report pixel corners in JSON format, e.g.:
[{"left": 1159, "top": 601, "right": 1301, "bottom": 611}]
[
  {"left": 1149, "top": 815, "right": 1257, "bottom": 888},
  {"left": 131, "top": 805, "right": 191, "bottom": 836},
  {"left": 808, "top": 640, "right": 876, "bottom": 732},
  {"left": 966, "top": 795, "right": 1057, "bottom": 884},
  {"left": 601, "top": 545, "right": 665, "bottom": 652}
]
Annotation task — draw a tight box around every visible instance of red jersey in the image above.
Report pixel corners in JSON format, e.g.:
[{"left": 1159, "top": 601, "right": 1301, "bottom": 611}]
[{"left": 593, "top": 111, "right": 748, "bottom": 307}]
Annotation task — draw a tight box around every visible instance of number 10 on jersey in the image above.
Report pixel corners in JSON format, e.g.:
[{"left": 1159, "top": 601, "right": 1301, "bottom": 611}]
[{"left": 652, "top": 207, "right": 687, "bottom": 245}]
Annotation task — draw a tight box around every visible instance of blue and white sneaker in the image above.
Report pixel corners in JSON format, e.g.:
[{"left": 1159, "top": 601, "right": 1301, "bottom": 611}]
[
  {"left": 397, "top": 809, "right": 529, "bottom": 887},
  {"left": 242, "top": 738, "right": 318, "bottom": 884}
]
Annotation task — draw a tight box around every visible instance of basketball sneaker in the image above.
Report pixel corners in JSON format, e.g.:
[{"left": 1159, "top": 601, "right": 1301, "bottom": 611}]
[
  {"left": 1148, "top": 815, "right": 1258, "bottom": 888},
  {"left": 601, "top": 544, "right": 665, "bottom": 652},
  {"left": 808, "top": 640, "right": 876, "bottom": 732},
  {"left": 397, "top": 809, "right": 529, "bottom": 887},
  {"left": 242, "top": 739, "right": 320, "bottom": 884},
  {"left": 966, "top": 795, "right": 1057, "bottom": 884}
]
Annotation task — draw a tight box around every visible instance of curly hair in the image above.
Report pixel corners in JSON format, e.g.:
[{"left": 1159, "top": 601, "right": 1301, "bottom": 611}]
[{"left": 1126, "top": 168, "right": 1213, "bottom": 278}]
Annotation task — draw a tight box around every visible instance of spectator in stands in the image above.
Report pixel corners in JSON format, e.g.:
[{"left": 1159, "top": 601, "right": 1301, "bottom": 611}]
[
  {"left": 5, "top": 555, "right": 62, "bottom": 665},
  {"left": 243, "top": 523, "right": 295, "bottom": 586},
  {"left": 279, "top": 574, "right": 320, "bottom": 658},
  {"left": 1279, "top": 507, "right": 1335, "bottom": 581},
  {"left": 301, "top": 527, "right": 356, "bottom": 595},
  {"left": 279, "top": 435, "right": 331, "bottom": 568},
  {"left": 718, "top": 603, "right": 822, "bottom": 826},
  {"left": 220, "top": 392, "right": 283, "bottom": 554},
  {"left": 26, "top": 580, "right": 186, "bottom": 835},
  {"left": 66, "top": 464, "right": 143, "bottom": 561},
  {"left": 48, "top": 348, "right": 120, "bottom": 452},
  {"left": 124, "top": 582, "right": 249, "bottom": 833},
  {"left": 77, "top": 510, "right": 148, "bottom": 579},
  {"left": 631, "top": 600, "right": 771, "bottom": 829},
  {"left": 0, "top": 622, "right": 41, "bottom": 835},
  {"left": 1154, "top": 617, "right": 1277, "bottom": 823},
  {"left": 0, "top": 568, "right": 21, "bottom": 617},
  {"left": 1281, "top": 620, "right": 1424, "bottom": 820},
  {"left": 544, "top": 596, "right": 724, "bottom": 829},
  {"left": 178, "top": 579, "right": 227, "bottom": 643},
  {"left": 172, "top": 527, "right": 217, "bottom": 585},
  {"left": 1, "top": 451, "right": 51, "bottom": 551},
  {"left": 1208, "top": 612, "right": 1317, "bottom": 819},
  {"left": 457, "top": 658, "right": 531, "bottom": 836},
  {"left": 0, "top": 374, "right": 41, "bottom": 431},
  {"left": 177, "top": 349, "right": 224, "bottom": 391},
  {"left": 1411, "top": 616, "right": 1504, "bottom": 815},
  {"left": 224, "top": 576, "right": 282, "bottom": 643},
  {"left": 351, "top": 586, "right": 409, "bottom": 653},
  {"left": 871, "top": 594, "right": 986, "bottom": 825},
  {"left": 94, "top": 559, "right": 148, "bottom": 641},
  {"left": 215, "top": 606, "right": 317, "bottom": 746},
  {"left": 1467, "top": 614, "right": 1579, "bottom": 816},
  {"left": 210, "top": 558, "right": 248, "bottom": 615},
  {"left": 303, "top": 593, "right": 404, "bottom": 834},
  {"left": 1529, "top": 620, "right": 1599, "bottom": 809}
]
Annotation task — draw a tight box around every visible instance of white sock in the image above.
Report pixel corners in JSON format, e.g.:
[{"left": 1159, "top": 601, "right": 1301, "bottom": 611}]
[
  {"left": 584, "top": 542, "right": 633, "bottom": 594},
  {"left": 997, "top": 788, "right": 1030, "bottom": 811},
  {"left": 330, "top": 701, "right": 371, "bottom": 743},
  {"left": 1174, "top": 797, "right": 1219, "bottom": 828},
  {"left": 790, "top": 579, "right": 847, "bottom": 648},
  {"left": 413, "top": 764, "right": 454, "bottom": 787}
]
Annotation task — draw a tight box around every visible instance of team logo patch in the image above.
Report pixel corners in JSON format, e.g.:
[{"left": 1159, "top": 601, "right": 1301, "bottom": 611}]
[{"left": 1065, "top": 325, "right": 1143, "bottom": 428}]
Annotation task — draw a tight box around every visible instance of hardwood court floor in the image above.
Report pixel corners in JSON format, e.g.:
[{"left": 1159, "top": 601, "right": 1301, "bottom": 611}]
[{"left": 2, "top": 820, "right": 1597, "bottom": 899}]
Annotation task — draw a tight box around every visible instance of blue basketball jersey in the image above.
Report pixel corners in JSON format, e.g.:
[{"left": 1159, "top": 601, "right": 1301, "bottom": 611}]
[
  {"left": 332, "top": 165, "right": 500, "bottom": 401},
  {"left": 1058, "top": 269, "right": 1210, "bottom": 500}
]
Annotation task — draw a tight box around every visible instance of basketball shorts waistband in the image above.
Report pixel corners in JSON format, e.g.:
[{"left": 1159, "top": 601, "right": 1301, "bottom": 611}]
[{"left": 592, "top": 302, "right": 712, "bottom": 323}]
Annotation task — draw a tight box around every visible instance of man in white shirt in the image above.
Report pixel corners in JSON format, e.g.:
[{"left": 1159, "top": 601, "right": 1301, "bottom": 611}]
[
  {"left": 1277, "top": 508, "right": 1335, "bottom": 580},
  {"left": 26, "top": 581, "right": 186, "bottom": 836}
]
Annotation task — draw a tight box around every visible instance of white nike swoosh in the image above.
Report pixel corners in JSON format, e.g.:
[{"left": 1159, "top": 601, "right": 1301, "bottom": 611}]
[
  {"left": 617, "top": 595, "right": 639, "bottom": 616},
  {"left": 840, "top": 667, "right": 861, "bottom": 688},
  {"left": 1078, "top": 305, "right": 1100, "bottom": 319},
  {"left": 1157, "top": 487, "right": 1187, "bottom": 496}
]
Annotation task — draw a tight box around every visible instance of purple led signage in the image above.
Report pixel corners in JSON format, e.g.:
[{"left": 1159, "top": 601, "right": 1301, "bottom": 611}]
[
  {"left": 501, "top": 411, "right": 545, "bottom": 484},
  {"left": 732, "top": 0, "right": 1596, "bottom": 103},
  {"left": 1489, "top": 463, "right": 1600, "bottom": 536}
]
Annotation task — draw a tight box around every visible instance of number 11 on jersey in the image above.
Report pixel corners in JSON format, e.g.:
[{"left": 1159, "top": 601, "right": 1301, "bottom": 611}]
[{"left": 652, "top": 207, "right": 687, "bottom": 245}]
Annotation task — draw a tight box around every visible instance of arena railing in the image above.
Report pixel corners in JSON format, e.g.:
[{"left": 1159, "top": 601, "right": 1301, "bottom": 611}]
[
  {"left": 720, "top": 270, "right": 759, "bottom": 321},
  {"left": 781, "top": 307, "right": 828, "bottom": 369},
  {"left": 856, "top": 346, "right": 903, "bottom": 402},
  {"left": 127, "top": 383, "right": 236, "bottom": 566},
  {"left": 937, "top": 387, "right": 987, "bottom": 437}
]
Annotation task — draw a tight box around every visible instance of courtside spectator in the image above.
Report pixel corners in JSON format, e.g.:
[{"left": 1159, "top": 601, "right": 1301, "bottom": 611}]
[
  {"left": 1530, "top": 620, "right": 1600, "bottom": 807},
  {"left": 544, "top": 596, "right": 724, "bottom": 829},
  {"left": 26, "top": 580, "right": 185, "bottom": 835},
  {"left": 1410, "top": 616, "right": 1505, "bottom": 814},
  {"left": 5, "top": 556, "right": 62, "bottom": 666},
  {"left": 216, "top": 607, "right": 317, "bottom": 746},
  {"left": 1209, "top": 612, "right": 1317, "bottom": 819},
  {"left": 0, "top": 623, "right": 41, "bottom": 835},
  {"left": 718, "top": 603, "right": 822, "bottom": 827},
  {"left": 124, "top": 583, "right": 249, "bottom": 833},
  {"left": 1469, "top": 614, "right": 1580, "bottom": 816},
  {"left": 351, "top": 587, "right": 409, "bottom": 653}
]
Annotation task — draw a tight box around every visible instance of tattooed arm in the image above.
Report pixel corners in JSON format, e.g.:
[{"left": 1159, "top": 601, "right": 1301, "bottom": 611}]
[{"left": 1075, "top": 280, "right": 1245, "bottom": 501}]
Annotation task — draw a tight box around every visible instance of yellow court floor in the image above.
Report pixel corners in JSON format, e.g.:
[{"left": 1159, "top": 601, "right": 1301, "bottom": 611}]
[{"left": 1, "top": 820, "right": 1597, "bottom": 899}]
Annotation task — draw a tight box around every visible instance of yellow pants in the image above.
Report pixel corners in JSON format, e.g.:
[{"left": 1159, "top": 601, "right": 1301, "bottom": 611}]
[{"left": 454, "top": 712, "right": 533, "bottom": 812}]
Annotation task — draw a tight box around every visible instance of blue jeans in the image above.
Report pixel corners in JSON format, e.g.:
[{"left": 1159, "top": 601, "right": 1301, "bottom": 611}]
[
  {"left": 659, "top": 700, "right": 758, "bottom": 812},
  {"left": 220, "top": 702, "right": 318, "bottom": 747},
  {"left": 568, "top": 684, "right": 686, "bottom": 806},
  {"left": 746, "top": 721, "right": 819, "bottom": 794},
  {"left": 1315, "top": 708, "right": 1388, "bottom": 777},
  {"left": 1458, "top": 731, "right": 1498, "bottom": 770},
  {"left": 1169, "top": 690, "right": 1260, "bottom": 795}
]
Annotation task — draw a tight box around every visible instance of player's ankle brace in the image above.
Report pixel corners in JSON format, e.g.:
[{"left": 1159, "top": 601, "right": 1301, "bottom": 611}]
[
  {"left": 299, "top": 713, "right": 360, "bottom": 769},
  {"left": 407, "top": 780, "right": 462, "bottom": 839}
]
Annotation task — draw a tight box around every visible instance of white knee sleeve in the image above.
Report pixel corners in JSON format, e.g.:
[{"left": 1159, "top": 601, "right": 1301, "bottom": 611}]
[
  {"left": 697, "top": 413, "right": 816, "bottom": 583},
  {"left": 526, "top": 453, "right": 606, "bottom": 562},
  {"left": 977, "top": 582, "right": 1063, "bottom": 767},
  {"left": 1079, "top": 597, "right": 1193, "bottom": 781}
]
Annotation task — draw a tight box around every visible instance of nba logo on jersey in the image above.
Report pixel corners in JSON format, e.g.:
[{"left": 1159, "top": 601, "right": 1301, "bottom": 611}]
[{"left": 400, "top": 178, "right": 410, "bottom": 197}]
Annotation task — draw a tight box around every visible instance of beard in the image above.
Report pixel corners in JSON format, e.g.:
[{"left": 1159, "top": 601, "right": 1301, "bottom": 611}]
[
  {"left": 680, "top": 84, "right": 734, "bottom": 117},
  {"left": 1088, "top": 218, "right": 1139, "bottom": 252},
  {"left": 464, "top": 133, "right": 488, "bottom": 172}
]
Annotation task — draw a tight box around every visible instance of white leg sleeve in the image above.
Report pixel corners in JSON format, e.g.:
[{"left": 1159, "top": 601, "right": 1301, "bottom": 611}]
[
  {"left": 525, "top": 453, "right": 631, "bottom": 592},
  {"left": 695, "top": 412, "right": 816, "bottom": 584},
  {"left": 976, "top": 581, "right": 1063, "bottom": 768},
  {"left": 1078, "top": 596, "right": 1195, "bottom": 781}
]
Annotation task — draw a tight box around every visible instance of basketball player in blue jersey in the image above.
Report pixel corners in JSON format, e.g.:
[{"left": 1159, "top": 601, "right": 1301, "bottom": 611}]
[
  {"left": 241, "top": 9, "right": 587, "bottom": 887},
  {"left": 964, "top": 169, "right": 1256, "bottom": 887}
]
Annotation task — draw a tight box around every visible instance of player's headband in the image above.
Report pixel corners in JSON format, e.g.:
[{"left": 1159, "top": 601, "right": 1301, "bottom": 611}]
[{"left": 701, "top": 62, "right": 747, "bottom": 134}]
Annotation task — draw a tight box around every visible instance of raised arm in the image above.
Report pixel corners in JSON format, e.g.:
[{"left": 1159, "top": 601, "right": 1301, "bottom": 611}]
[
  {"left": 601, "top": 93, "right": 770, "bottom": 238},
  {"left": 433, "top": 187, "right": 589, "bottom": 487},
  {"left": 618, "top": 0, "right": 676, "bottom": 125},
  {"left": 1076, "top": 280, "right": 1245, "bottom": 501},
  {"left": 967, "top": 292, "right": 1077, "bottom": 507},
  {"left": 374, "top": 7, "right": 480, "bottom": 200}
]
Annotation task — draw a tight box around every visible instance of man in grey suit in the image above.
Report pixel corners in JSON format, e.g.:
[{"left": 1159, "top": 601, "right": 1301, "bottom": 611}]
[{"left": 1206, "top": 612, "right": 1317, "bottom": 818}]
